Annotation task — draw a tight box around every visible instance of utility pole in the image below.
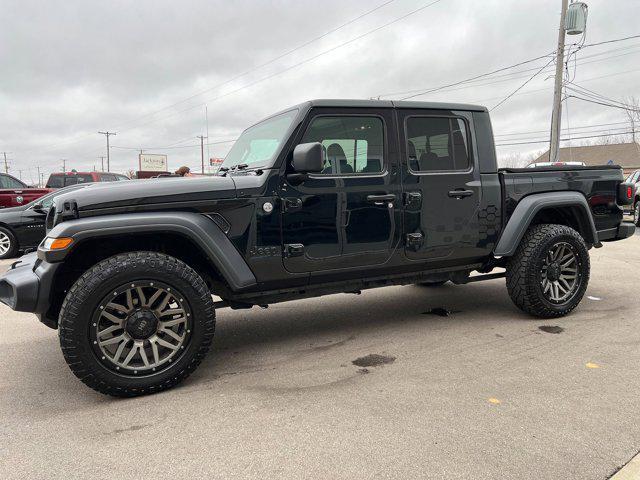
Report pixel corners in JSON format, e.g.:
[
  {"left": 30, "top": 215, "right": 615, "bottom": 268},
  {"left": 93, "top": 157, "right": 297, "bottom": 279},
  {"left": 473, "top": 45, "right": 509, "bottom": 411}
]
[
  {"left": 197, "top": 135, "right": 207, "bottom": 174},
  {"left": 549, "top": 0, "right": 569, "bottom": 163},
  {"left": 18, "top": 170, "right": 22, "bottom": 181},
  {"left": 99, "top": 156, "right": 105, "bottom": 171},
  {"left": 37, "top": 166, "right": 41, "bottom": 187},
  {"left": 98, "top": 131, "right": 116, "bottom": 171},
  {"left": 40, "top": 173, "right": 44, "bottom": 187},
  {"left": 2, "top": 152, "right": 9, "bottom": 174},
  {"left": 61, "top": 159, "right": 67, "bottom": 173}
]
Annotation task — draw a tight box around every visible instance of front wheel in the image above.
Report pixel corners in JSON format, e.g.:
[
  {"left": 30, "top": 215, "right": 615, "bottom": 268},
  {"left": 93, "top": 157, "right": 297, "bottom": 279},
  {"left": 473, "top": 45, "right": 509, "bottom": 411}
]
[
  {"left": 506, "top": 224, "right": 590, "bottom": 318},
  {"left": 634, "top": 201, "right": 640, "bottom": 227},
  {"left": 58, "top": 251, "right": 216, "bottom": 397}
]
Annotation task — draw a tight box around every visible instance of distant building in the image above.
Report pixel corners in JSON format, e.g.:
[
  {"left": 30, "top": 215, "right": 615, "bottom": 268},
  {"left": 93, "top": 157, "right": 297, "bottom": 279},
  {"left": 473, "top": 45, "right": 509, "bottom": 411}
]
[{"left": 532, "top": 142, "right": 640, "bottom": 175}]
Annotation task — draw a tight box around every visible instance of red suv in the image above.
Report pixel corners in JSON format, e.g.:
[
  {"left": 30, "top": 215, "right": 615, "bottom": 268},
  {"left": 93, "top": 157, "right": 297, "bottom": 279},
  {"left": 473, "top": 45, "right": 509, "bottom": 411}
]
[
  {"left": 46, "top": 171, "right": 129, "bottom": 188},
  {"left": 0, "top": 173, "right": 50, "bottom": 209}
]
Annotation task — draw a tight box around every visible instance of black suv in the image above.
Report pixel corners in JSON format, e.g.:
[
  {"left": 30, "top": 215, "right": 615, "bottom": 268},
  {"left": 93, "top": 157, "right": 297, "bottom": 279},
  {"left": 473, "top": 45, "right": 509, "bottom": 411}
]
[{"left": 0, "top": 99, "right": 635, "bottom": 396}]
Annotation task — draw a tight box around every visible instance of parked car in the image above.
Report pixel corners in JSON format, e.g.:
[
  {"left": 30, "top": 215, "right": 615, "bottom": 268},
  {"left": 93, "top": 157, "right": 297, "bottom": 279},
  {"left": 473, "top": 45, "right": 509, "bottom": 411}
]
[
  {"left": 0, "top": 184, "right": 91, "bottom": 259},
  {"left": 0, "top": 99, "right": 635, "bottom": 397},
  {"left": 46, "top": 171, "right": 129, "bottom": 188},
  {"left": 625, "top": 169, "right": 640, "bottom": 226},
  {"left": 0, "top": 173, "right": 50, "bottom": 209}
]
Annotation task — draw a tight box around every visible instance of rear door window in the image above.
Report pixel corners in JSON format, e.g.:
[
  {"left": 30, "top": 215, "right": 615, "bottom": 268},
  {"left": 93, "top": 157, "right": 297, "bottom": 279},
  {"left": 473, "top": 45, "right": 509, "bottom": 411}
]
[{"left": 406, "top": 117, "right": 470, "bottom": 172}]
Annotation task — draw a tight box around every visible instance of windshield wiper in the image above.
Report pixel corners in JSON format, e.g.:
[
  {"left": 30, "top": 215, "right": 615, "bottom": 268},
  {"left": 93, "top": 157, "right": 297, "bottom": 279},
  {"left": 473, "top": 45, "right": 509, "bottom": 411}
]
[{"left": 231, "top": 163, "right": 249, "bottom": 171}]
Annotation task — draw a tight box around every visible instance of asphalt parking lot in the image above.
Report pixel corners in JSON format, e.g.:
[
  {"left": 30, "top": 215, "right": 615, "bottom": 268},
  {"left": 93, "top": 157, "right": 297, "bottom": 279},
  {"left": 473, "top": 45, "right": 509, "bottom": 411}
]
[{"left": 1, "top": 230, "right": 639, "bottom": 480}]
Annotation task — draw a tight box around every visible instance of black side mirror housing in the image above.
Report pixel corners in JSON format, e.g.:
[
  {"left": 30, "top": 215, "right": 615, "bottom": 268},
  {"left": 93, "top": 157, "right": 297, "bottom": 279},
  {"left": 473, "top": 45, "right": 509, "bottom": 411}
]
[
  {"left": 292, "top": 142, "right": 324, "bottom": 174},
  {"left": 32, "top": 203, "right": 45, "bottom": 213}
]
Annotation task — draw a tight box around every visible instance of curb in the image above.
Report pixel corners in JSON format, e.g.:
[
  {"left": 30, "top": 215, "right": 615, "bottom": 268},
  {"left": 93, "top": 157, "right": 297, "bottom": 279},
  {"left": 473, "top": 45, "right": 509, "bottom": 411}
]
[{"left": 610, "top": 452, "right": 640, "bottom": 480}]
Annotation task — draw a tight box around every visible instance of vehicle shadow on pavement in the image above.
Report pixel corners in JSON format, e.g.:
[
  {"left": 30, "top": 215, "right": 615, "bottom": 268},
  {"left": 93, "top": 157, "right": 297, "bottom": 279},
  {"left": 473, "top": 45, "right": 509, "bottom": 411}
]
[{"left": 1, "top": 280, "right": 517, "bottom": 410}]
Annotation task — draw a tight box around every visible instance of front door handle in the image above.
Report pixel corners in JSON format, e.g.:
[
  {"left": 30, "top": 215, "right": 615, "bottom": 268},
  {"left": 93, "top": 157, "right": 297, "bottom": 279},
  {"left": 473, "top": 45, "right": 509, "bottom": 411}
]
[
  {"left": 367, "top": 194, "right": 396, "bottom": 204},
  {"left": 448, "top": 189, "right": 474, "bottom": 199}
]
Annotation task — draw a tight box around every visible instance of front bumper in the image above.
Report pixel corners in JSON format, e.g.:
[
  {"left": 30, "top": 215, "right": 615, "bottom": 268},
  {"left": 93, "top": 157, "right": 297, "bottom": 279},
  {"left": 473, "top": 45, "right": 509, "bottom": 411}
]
[{"left": 0, "top": 252, "right": 59, "bottom": 328}]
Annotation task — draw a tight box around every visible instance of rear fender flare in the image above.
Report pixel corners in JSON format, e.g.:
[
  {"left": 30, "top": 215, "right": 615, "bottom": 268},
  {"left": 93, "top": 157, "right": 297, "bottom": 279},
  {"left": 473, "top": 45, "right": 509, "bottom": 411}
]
[{"left": 494, "top": 191, "right": 598, "bottom": 257}]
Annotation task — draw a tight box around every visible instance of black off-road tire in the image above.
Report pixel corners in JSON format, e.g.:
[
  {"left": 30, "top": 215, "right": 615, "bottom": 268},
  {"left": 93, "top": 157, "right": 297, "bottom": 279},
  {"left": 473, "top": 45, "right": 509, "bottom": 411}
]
[
  {"left": 506, "top": 224, "right": 590, "bottom": 318},
  {"left": 58, "top": 251, "right": 216, "bottom": 397},
  {"left": 634, "top": 200, "right": 640, "bottom": 227},
  {"left": 0, "top": 226, "right": 18, "bottom": 259}
]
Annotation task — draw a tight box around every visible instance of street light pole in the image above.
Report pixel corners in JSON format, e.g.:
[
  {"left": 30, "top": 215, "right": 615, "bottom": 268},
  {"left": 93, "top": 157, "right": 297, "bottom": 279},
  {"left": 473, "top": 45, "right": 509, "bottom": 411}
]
[
  {"left": 98, "top": 131, "right": 116, "bottom": 171},
  {"left": 549, "top": 0, "right": 568, "bottom": 163}
]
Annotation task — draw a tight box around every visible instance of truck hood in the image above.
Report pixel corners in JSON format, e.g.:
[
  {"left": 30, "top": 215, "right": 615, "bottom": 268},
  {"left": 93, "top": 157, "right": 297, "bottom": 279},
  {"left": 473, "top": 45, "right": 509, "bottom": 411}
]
[{"left": 54, "top": 176, "right": 237, "bottom": 214}]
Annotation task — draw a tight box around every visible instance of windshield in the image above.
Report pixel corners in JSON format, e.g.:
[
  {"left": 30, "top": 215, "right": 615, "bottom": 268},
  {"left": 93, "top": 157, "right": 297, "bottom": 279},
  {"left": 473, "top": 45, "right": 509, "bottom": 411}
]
[
  {"left": 221, "top": 109, "right": 298, "bottom": 170},
  {"left": 27, "top": 184, "right": 86, "bottom": 209}
]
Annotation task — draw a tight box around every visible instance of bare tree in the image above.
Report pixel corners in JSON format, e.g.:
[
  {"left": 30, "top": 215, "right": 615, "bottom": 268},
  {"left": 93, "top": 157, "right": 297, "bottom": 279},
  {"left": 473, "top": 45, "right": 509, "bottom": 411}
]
[
  {"left": 623, "top": 96, "right": 640, "bottom": 143},
  {"left": 125, "top": 169, "right": 136, "bottom": 179}
]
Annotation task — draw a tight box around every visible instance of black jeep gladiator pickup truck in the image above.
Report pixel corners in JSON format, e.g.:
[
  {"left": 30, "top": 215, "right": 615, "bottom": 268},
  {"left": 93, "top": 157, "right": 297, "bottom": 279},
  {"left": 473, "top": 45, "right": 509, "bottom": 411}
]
[{"left": 0, "top": 99, "right": 635, "bottom": 396}]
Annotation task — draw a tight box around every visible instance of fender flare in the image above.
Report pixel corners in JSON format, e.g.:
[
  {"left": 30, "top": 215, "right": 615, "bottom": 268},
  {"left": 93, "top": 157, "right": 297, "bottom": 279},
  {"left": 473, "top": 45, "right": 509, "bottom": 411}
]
[
  {"left": 38, "top": 212, "right": 257, "bottom": 291},
  {"left": 494, "top": 191, "right": 599, "bottom": 257}
]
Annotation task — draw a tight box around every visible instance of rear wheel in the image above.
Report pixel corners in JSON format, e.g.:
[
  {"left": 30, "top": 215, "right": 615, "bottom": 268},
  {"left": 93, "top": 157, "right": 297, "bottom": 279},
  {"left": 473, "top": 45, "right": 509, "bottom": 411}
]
[
  {"left": 0, "top": 227, "right": 18, "bottom": 259},
  {"left": 634, "top": 200, "right": 640, "bottom": 227},
  {"left": 506, "top": 224, "right": 589, "bottom": 318},
  {"left": 59, "top": 251, "right": 216, "bottom": 397}
]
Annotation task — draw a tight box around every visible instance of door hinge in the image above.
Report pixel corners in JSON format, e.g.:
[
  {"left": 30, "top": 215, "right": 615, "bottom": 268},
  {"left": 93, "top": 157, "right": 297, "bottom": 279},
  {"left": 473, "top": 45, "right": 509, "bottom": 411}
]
[
  {"left": 284, "top": 243, "right": 305, "bottom": 258},
  {"left": 404, "top": 191, "right": 422, "bottom": 208},
  {"left": 405, "top": 232, "right": 424, "bottom": 250},
  {"left": 282, "top": 197, "right": 302, "bottom": 212}
]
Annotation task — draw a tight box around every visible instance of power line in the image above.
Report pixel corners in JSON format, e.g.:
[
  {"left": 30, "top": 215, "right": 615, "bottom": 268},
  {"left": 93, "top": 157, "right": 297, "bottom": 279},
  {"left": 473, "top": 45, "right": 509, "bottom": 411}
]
[
  {"left": 566, "top": 95, "right": 638, "bottom": 112},
  {"left": 582, "top": 33, "right": 640, "bottom": 48},
  {"left": 490, "top": 57, "right": 555, "bottom": 111},
  {"left": 118, "top": 0, "right": 445, "bottom": 133},
  {"left": 495, "top": 125, "right": 633, "bottom": 142},
  {"left": 496, "top": 130, "right": 637, "bottom": 147},
  {"left": 380, "top": 36, "right": 640, "bottom": 102},
  {"left": 397, "top": 52, "right": 556, "bottom": 101},
  {"left": 495, "top": 120, "right": 630, "bottom": 137},
  {"left": 112, "top": 1, "right": 398, "bottom": 131}
]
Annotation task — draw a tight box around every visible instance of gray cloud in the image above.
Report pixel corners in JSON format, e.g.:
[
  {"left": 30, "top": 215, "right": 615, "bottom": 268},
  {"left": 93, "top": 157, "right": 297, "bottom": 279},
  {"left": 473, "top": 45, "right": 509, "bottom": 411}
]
[{"left": 0, "top": 0, "right": 638, "bottom": 180}]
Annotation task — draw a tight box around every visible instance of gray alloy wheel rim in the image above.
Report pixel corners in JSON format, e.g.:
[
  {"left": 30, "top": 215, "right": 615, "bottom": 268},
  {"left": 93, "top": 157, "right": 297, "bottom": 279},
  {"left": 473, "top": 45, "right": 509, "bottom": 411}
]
[
  {"left": 0, "top": 231, "right": 11, "bottom": 256},
  {"left": 635, "top": 202, "right": 639, "bottom": 224},
  {"left": 540, "top": 241, "right": 580, "bottom": 303},
  {"left": 92, "top": 281, "right": 192, "bottom": 374}
]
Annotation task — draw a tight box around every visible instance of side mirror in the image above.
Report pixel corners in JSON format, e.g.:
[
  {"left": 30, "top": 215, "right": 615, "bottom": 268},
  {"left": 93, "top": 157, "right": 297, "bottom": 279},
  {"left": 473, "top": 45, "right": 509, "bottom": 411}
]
[
  {"left": 32, "top": 203, "right": 45, "bottom": 213},
  {"left": 292, "top": 142, "right": 324, "bottom": 174}
]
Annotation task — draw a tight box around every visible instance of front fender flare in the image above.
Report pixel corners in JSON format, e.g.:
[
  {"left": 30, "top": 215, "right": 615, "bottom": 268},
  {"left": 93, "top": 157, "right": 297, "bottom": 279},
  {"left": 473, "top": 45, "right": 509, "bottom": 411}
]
[
  {"left": 494, "top": 191, "right": 599, "bottom": 257},
  {"left": 38, "top": 212, "right": 257, "bottom": 291}
]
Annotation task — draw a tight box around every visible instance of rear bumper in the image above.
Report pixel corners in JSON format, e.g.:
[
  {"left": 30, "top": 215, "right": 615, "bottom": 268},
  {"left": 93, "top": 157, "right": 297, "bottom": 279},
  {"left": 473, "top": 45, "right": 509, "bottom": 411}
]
[
  {"left": 599, "top": 222, "right": 636, "bottom": 242},
  {"left": 0, "top": 252, "right": 59, "bottom": 328},
  {"left": 615, "top": 222, "right": 636, "bottom": 240}
]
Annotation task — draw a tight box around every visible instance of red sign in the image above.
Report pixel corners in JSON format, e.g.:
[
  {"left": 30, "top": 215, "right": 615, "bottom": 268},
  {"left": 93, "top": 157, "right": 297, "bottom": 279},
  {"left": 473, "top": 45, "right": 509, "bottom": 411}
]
[{"left": 209, "top": 157, "right": 224, "bottom": 166}]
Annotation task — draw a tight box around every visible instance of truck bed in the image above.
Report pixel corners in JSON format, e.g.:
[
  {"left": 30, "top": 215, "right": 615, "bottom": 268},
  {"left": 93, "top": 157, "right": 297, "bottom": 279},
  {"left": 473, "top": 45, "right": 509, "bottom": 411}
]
[{"left": 499, "top": 164, "right": 625, "bottom": 234}]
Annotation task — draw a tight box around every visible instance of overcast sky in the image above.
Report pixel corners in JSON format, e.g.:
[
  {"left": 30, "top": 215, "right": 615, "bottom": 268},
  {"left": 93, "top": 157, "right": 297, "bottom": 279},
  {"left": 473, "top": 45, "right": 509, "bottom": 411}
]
[{"left": 1, "top": 0, "right": 638, "bottom": 181}]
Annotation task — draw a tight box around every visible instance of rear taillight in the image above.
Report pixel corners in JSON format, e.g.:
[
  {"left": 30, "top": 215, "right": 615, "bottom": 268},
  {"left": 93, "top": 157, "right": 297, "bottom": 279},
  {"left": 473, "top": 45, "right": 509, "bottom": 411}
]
[{"left": 617, "top": 182, "right": 635, "bottom": 205}]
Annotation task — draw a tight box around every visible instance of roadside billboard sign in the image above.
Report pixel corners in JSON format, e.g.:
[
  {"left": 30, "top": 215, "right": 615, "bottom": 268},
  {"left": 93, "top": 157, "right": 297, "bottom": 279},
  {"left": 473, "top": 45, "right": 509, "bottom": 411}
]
[{"left": 210, "top": 157, "right": 224, "bottom": 172}]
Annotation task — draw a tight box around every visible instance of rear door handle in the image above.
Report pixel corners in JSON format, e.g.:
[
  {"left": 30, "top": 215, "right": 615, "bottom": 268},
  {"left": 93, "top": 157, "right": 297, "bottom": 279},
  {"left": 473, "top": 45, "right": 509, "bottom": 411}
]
[
  {"left": 367, "top": 194, "right": 396, "bottom": 204},
  {"left": 448, "top": 189, "right": 474, "bottom": 199}
]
